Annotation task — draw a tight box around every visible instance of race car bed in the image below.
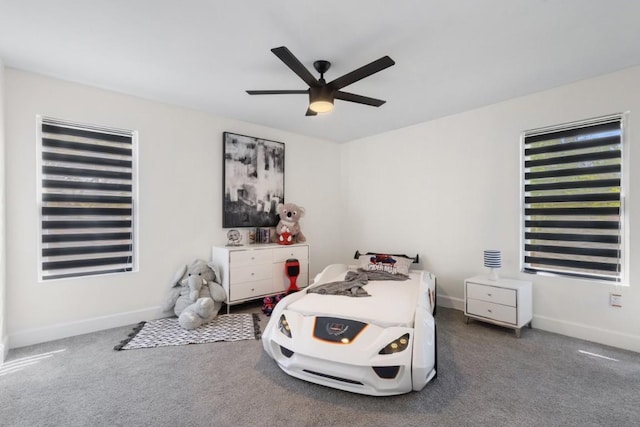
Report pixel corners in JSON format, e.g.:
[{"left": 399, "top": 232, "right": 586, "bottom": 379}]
[{"left": 261, "top": 257, "right": 437, "bottom": 396}]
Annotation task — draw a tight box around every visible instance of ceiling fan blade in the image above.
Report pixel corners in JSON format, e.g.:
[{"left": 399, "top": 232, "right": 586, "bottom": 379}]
[
  {"left": 246, "top": 90, "right": 308, "bottom": 95},
  {"left": 335, "top": 91, "right": 386, "bottom": 107},
  {"left": 328, "top": 56, "right": 395, "bottom": 90},
  {"left": 271, "top": 46, "right": 319, "bottom": 87},
  {"left": 305, "top": 108, "right": 318, "bottom": 116}
]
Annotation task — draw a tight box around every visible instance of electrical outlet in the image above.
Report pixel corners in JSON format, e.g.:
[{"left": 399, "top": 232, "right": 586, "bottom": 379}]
[{"left": 609, "top": 293, "right": 622, "bottom": 307}]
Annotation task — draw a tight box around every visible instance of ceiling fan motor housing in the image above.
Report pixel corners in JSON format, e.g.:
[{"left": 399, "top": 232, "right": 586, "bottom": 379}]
[{"left": 313, "top": 60, "right": 331, "bottom": 76}]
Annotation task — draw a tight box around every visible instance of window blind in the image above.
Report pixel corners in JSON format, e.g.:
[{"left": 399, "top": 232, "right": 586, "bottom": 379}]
[
  {"left": 523, "top": 116, "right": 623, "bottom": 282},
  {"left": 40, "top": 118, "right": 136, "bottom": 280}
]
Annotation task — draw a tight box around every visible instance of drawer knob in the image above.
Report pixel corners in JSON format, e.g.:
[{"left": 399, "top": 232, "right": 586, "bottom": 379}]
[
  {"left": 487, "top": 309, "right": 493, "bottom": 313},
  {"left": 487, "top": 293, "right": 492, "bottom": 297}
]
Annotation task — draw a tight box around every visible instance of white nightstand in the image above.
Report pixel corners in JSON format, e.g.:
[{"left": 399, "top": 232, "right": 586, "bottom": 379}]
[{"left": 464, "top": 275, "right": 532, "bottom": 338}]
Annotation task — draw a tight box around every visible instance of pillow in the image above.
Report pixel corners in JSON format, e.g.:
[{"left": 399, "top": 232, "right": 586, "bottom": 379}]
[{"left": 358, "top": 253, "right": 413, "bottom": 276}]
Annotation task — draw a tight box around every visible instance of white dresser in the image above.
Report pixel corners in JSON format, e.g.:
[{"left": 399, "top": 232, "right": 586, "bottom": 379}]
[
  {"left": 212, "top": 243, "right": 309, "bottom": 312},
  {"left": 464, "top": 275, "right": 532, "bottom": 337}
]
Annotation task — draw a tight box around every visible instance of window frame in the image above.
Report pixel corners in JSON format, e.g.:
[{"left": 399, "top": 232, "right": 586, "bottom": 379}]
[
  {"left": 36, "top": 116, "right": 139, "bottom": 281},
  {"left": 520, "top": 113, "right": 628, "bottom": 285}
]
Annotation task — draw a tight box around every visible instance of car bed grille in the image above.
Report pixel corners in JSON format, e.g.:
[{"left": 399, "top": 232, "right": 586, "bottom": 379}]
[
  {"left": 303, "top": 369, "right": 363, "bottom": 385},
  {"left": 313, "top": 317, "right": 367, "bottom": 343}
]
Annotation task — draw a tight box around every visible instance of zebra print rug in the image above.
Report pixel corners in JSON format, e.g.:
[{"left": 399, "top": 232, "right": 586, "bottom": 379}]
[{"left": 114, "top": 313, "right": 261, "bottom": 350}]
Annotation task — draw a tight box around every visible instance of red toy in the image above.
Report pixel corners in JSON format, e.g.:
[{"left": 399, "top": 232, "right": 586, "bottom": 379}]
[
  {"left": 278, "top": 230, "right": 294, "bottom": 245},
  {"left": 285, "top": 258, "right": 300, "bottom": 294}
]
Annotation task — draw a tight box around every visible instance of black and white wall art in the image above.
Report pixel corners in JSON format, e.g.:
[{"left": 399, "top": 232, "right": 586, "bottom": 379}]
[{"left": 223, "top": 132, "right": 285, "bottom": 228}]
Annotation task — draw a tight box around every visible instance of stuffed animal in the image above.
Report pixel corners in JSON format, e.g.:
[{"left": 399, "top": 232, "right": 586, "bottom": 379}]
[
  {"left": 161, "top": 259, "right": 226, "bottom": 330},
  {"left": 272, "top": 202, "right": 306, "bottom": 243}
]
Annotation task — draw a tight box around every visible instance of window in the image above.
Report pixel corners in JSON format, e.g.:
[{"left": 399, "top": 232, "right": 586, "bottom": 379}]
[
  {"left": 522, "top": 114, "right": 625, "bottom": 283},
  {"left": 38, "top": 117, "right": 137, "bottom": 280}
]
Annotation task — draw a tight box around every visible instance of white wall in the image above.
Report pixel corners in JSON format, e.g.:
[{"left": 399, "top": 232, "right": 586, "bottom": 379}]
[
  {"left": 0, "top": 60, "right": 7, "bottom": 362},
  {"left": 341, "top": 66, "right": 640, "bottom": 352},
  {"left": 4, "top": 69, "right": 343, "bottom": 348},
  {"left": 5, "top": 65, "right": 640, "bottom": 353}
]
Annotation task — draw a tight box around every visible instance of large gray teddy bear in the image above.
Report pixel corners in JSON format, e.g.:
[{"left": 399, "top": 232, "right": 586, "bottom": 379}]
[{"left": 162, "top": 259, "right": 226, "bottom": 329}]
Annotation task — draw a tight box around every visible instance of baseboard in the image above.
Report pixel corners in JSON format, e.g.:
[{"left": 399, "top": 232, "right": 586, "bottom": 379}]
[
  {"left": 0, "top": 335, "right": 8, "bottom": 364},
  {"left": 436, "top": 296, "right": 639, "bottom": 353},
  {"left": 8, "top": 306, "right": 164, "bottom": 350},
  {"left": 533, "top": 314, "right": 640, "bottom": 353},
  {"left": 436, "top": 295, "right": 464, "bottom": 311}
]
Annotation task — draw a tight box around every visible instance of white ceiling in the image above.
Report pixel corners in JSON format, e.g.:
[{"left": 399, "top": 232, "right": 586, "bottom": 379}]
[{"left": 1, "top": 0, "right": 640, "bottom": 143}]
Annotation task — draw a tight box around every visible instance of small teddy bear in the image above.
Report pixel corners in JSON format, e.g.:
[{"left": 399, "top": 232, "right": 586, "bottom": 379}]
[{"left": 272, "top": 202, "right": 306, "bottom": 244}]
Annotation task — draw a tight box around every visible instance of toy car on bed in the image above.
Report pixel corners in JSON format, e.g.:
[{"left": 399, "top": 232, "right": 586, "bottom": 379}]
[{"left": 262, "top": 256, "right": 437, "bottom": 396}]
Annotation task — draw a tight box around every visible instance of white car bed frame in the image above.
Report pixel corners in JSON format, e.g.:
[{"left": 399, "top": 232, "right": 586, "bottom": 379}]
[{"left": 262, "top": 263, "right": 437, "bottom": 396}]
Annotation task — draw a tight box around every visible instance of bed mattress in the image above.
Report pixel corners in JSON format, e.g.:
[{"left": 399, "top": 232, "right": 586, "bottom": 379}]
[{"left": 287, "top": 269, "right": 422, "bottom": 328}]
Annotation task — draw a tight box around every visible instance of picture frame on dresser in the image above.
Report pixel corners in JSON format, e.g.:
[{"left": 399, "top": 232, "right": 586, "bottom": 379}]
[{"left": 222, "top": 132, "right": 285, "bottom": 228}]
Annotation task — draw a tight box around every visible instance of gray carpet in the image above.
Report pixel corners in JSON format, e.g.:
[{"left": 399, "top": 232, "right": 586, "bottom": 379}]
[{"left": 1, "top": 306, "right": 639, "bottom": 427}]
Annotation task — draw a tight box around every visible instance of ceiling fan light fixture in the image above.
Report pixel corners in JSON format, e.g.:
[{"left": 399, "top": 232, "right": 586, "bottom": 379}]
[
  {"left": 309, "top": 86, "right": 334, "bottom": 113},
  {"left": 309, "top": 99, "right": 334, "bottom": 113}
]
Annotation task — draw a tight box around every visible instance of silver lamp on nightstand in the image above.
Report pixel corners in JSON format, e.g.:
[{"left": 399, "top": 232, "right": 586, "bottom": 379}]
[{"left": 483, "top": 250, "right": 501, "bottom": 280}]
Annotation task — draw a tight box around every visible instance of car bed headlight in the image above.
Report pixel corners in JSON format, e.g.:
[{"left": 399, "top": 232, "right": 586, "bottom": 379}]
[
  {"left": 379, "top": 333, "right": 410, "bottom": 354},
  {"left": 278, "top": 315, "right": 292, "bottom": 338}
]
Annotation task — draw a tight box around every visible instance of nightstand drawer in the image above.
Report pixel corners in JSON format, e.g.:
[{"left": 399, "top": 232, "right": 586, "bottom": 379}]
[
  {"left": 466, "top": 282, "right": 516, "bottom": 307},
  {"left": 230, "top": 264, "right": 272, "bottom": 283},
  {"left": 467, "top": 299, "right": 517, "bottom": 324},
  {"left": 230, "top": 249, "right": 272, "bottom": 266}
]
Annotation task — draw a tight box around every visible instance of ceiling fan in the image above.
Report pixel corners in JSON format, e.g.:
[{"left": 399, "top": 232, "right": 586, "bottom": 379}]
[{"left": 246, "top": 46, "right": 395, "bottom": 116}]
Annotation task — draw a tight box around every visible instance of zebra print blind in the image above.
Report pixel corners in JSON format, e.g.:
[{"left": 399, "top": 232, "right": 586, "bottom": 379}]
[
  {"left": 523, "top": 115, "right": 624, "bottom": 282},
  {"left": 40, "top": 117, "right": 136, "bottom": 280}
]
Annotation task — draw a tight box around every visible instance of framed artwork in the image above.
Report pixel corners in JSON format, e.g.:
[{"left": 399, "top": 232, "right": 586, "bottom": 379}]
[{"left": 223, "top": 132, "right": 285, "bottom": 228}]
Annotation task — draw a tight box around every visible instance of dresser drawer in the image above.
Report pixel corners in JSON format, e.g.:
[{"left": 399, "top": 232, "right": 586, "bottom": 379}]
[
  {"left": 230, "top": 279, "right": 274, "bottom": 301},
  {"left": 467, "top": 299, "right": 517, "bottom": 325},
  {"left": 230, "top": 249, "right": 273, "bottom": 266},
  {"left": 230, "top": 264, "right": 272, "bottom": 283},
  {"left": 272, "top": 245, "right": 309, "bottom": 263},
  {"left": 467, "top": 282, "right": 516, "bottom": 307}
]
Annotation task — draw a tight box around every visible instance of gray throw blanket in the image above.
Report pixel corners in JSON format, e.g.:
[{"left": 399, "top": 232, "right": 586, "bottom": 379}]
[{"left": 307, "top": 269, "right": 409, "bottom": 297}]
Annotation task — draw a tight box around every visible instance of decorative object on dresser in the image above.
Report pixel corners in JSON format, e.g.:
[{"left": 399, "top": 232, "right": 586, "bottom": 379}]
[
  {"left": 272, "top": 202, "right": 306, "bottom": 244},
  {"left": 464, "top": 275, "right": 532, "bottom": 338},
  {"left": 212, "top": 243, "right": 309, "bottom": 313},
  {"left": 226, "top": 229, "right": 243, "bottom": 246},
  {"left": 222, "top": 132, "right": 285, "bottom": 228},
  {"left": 483, "top": 249, "right": 502, "bottom": 280}
]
